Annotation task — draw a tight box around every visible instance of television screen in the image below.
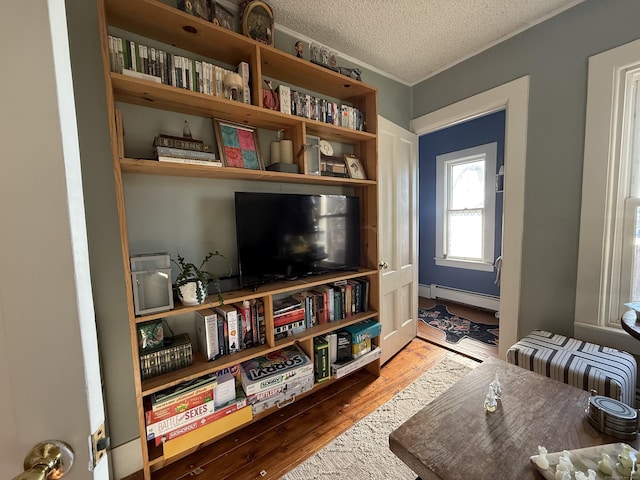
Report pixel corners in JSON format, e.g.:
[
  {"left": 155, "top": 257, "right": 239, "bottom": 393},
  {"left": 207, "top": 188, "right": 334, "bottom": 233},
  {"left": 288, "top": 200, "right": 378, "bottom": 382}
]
[{"left": 235, "top": 192, "right": 360, "bottom": 288}]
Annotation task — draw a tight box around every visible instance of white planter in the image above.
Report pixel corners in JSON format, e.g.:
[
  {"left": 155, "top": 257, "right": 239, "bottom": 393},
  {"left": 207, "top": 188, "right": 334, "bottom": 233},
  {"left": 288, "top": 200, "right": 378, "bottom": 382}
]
[{"left": 177, "top": 280, "right": 207, "bottom": 305}]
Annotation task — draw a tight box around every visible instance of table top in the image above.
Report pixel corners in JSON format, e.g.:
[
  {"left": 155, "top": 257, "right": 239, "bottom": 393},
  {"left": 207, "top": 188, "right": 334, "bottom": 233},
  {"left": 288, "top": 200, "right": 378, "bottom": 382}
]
[
  {"left": 621, "top": 310, "right": 640, "bottom": 341},
  {"left": 389, "top": 357, "right": 638, "bottom": 480}
]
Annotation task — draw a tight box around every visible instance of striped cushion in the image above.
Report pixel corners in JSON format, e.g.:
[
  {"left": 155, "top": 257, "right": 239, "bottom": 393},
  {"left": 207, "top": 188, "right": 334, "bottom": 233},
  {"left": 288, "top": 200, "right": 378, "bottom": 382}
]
[{"left": 507, "top": 330, "right": 637, "bottom": 407}]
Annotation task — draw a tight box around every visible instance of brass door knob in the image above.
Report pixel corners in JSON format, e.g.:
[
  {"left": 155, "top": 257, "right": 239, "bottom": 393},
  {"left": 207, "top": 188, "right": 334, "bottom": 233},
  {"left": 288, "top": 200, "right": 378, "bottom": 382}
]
[
  {"left": 11, "top": 441, "right": 74, "bottom": 480},
  {"left": 379, "top": 261, "right": 389, "bottom": 269}
]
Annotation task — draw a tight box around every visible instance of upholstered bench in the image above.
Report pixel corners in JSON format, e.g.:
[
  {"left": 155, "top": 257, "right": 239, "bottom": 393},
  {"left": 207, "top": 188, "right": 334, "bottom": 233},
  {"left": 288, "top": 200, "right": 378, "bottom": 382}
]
[{"left": 506, "top": 330, "right": 637, "bottom": 407}]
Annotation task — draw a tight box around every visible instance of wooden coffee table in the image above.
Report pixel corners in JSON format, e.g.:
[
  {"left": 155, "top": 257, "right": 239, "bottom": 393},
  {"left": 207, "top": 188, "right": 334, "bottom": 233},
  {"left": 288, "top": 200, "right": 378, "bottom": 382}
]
[{"left": 389, "top": 357, "right": 639, "bottom": 480}]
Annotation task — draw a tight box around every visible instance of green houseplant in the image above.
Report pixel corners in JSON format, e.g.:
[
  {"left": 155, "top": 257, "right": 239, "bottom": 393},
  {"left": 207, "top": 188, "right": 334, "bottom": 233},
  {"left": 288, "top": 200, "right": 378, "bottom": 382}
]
[{"left": 172, "top": 251, "right": 229, "bottom": 306}]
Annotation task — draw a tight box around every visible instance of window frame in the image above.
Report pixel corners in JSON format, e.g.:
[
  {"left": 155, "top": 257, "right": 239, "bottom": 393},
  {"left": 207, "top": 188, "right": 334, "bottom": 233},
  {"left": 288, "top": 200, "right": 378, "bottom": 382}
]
[
  {"left": 575, "top": 39, "right": 640, "bottom": 340},
  {"left": 434, "top": 142, "right": 497, "bottom": 272}
]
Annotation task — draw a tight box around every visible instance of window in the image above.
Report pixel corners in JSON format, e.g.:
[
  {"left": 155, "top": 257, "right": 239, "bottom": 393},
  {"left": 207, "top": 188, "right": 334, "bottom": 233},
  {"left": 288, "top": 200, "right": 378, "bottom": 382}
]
[
  {"left": 575, "top": 39, "right": 640, "bottom": 332},
  {"left": 435, "top": 143, "right": 497, "bottom": 272}
]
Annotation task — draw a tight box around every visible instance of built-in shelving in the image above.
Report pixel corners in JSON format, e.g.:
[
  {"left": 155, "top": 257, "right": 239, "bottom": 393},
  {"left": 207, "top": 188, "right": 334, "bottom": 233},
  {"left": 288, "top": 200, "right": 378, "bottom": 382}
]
[{"left": 98, "top": 0, "right": 380, "bottom": 477}]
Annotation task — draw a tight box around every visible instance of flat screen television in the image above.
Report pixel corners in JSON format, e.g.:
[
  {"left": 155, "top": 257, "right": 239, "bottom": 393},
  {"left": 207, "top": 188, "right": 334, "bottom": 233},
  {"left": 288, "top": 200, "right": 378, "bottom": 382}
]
[{"left": 235, "top": 192, "right": 361, "bottom": 288}]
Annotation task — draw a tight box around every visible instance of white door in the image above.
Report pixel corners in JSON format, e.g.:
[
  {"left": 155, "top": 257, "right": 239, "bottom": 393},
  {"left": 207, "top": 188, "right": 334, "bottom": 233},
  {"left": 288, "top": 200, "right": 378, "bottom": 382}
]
[
  {"left": 0, "top": 2, "right": 107, "bottom": 479},
  {"left": 378, "top": 116, "right": 419, "bottom": 364}
]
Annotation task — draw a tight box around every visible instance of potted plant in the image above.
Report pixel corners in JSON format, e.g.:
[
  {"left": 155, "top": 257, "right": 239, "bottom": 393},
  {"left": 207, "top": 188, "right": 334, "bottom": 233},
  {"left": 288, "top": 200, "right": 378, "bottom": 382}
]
[{"left": 172, "top": 251, "right": 229, "bottom": 306}]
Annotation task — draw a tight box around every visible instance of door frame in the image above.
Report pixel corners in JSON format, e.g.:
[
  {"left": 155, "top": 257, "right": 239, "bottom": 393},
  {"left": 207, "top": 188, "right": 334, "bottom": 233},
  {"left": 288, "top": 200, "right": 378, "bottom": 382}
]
[{"left": 411, "top": 76, "right": 530, "bottom": 359}]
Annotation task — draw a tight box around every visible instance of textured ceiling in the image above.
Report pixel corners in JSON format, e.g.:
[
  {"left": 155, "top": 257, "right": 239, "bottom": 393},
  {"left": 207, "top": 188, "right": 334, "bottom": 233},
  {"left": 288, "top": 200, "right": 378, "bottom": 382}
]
[{"left": 261, "top": 0, "right": 584, "bottom": 85}]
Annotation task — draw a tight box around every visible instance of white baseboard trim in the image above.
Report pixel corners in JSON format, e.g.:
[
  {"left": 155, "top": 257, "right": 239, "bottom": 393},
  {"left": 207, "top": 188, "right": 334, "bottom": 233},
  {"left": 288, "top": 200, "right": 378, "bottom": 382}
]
[
  {"left": 420, "top": 283, "right": 500, "bottom": 312},
  {"left": 111, "top": 438, "right": 142, "bottom": 480}
]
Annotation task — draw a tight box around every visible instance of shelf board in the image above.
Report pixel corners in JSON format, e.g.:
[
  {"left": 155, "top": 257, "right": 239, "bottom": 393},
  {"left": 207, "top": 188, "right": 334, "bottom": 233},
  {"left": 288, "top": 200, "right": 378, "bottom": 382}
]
[
  {"left": 132, "top": 268, "right": 378, "bottom": 325},
  {"left": 260, "top": 49, "right": 376, "bottom": 101},
  {"left": 111, "top": 74, "right": 378, "bottom": 142},
  {"left": 105, "top": 0, "right": 256, "bottom": 66},
  {"left": 105, "top": 0, "right": 377, "bottom": 104},
  {"left": 121, "top": 157, "right": 376, "bottom": 189}
]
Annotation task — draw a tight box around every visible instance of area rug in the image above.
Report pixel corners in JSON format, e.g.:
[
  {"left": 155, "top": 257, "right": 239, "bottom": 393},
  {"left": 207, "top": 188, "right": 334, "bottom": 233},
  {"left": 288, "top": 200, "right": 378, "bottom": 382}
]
[
  {"left": 419, "top": 304, "right": 499, "bottom": 346},
  {"left": 281, "top": 353, "right": 477, "bottom": 480}
]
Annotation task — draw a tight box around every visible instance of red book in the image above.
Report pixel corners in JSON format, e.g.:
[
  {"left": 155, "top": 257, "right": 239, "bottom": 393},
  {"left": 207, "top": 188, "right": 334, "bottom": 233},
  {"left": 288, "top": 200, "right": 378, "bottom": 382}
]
[{"left": 311, "top": 289, "right": 328, "bottom": 324}]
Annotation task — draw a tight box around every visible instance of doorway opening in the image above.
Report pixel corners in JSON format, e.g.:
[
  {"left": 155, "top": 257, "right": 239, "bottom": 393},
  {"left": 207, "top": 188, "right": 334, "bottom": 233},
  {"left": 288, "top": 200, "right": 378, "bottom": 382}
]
[{"left": 411, "top": 75, "right": 530, "bottom": 358}]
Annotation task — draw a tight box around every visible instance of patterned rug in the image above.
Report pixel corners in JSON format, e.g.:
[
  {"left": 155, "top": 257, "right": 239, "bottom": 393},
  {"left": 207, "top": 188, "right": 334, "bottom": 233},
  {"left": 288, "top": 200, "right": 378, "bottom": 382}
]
[
  {"left": 282, "top": 353, "right": 477, "bottom": 480},
  {"left": 419, "top": 304, "right": 499, "bottom": 346}
]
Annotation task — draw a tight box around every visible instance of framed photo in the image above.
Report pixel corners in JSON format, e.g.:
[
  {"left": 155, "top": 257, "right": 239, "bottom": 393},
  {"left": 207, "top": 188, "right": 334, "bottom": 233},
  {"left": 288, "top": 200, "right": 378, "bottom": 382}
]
[
  {"left": 306, "top": 135, "right": 321, "bottom": 175},
  {"left": 214, "top": 119, "right": 264, "bottom": 170},
  {"left": 178, "top": 0, "right": 212, "bottom": 22},
  {"left": 241, "top": 1, "right": 274, "bottom": 46},
  {"left": 344, "top": 154, "right": 366, "bottom": 179},
  {"left": 213, "top": 2, "right": 235, "bottom": 31}
]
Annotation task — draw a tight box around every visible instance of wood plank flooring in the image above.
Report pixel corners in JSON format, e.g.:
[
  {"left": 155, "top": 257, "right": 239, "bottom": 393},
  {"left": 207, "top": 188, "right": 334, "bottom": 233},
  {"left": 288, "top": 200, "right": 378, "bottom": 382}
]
[
  {"left": 417, "top": 297, "right": 499, "bottom": 361},
  {"left": 125, "top": 339, "right": 456, "bottom": 480}
]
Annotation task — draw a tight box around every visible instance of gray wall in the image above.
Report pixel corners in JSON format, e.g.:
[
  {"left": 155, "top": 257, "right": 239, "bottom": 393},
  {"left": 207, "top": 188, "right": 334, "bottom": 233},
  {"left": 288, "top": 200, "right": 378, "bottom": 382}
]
[
  {"left": 412, "top": 0, "right": 640, "bottom": 339},
  {"left": 64, "top": 0, "right": 411, "bottom": 450}
]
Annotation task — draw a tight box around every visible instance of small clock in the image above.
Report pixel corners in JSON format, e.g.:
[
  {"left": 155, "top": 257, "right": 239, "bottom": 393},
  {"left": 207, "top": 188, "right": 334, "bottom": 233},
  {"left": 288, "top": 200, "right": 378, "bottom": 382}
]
[{"left": 319, "top": 140, "right": 333, "bottom": 156}]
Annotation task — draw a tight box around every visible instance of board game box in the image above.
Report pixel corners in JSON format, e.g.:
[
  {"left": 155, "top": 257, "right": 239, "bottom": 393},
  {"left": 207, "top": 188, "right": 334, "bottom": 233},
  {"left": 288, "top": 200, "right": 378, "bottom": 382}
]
[{"left": 239, "top": 344, "right": 313, "bottom": 396}]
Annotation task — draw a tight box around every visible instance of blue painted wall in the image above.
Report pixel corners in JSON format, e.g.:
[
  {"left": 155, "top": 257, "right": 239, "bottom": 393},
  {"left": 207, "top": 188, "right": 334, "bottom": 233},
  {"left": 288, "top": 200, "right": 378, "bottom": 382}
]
[{"left": 419, "top": 110, "right": 505, "bottom": 296}]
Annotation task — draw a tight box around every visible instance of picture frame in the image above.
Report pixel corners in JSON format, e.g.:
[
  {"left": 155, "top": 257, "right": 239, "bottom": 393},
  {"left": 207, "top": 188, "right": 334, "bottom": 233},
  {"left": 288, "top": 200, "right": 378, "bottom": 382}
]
[
  {"left": 213, "top": 2, "right": 235, "bottom": 31},
  {"left": 178, "top": 0, "right": 212, "bottom": 22},
  {"left": 241, "top": 0, "right": 274, "bottom": 46},
  {"left": 214, "top": 119, "right": 264, "bottom": 170},
  {"left": 344, "top": 154, "right": 366, "bottom": 179},
  {"left": 306, "top": 135, "right": 321, "bottom": 175}
]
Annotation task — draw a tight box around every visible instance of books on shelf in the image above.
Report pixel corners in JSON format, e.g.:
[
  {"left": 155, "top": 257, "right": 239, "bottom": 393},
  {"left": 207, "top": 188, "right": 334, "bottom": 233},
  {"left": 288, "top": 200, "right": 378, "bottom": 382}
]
[
  {"left": 215, "top": 304, "right": 240, "bottom": 354},
  {"left": 108, "top": 33, "right": 367, "bottom": 131},
  {"left": 195, "top": 309, "right": 220, "bottom": 361},
  {"left": 239, "top": 344, "right": 313, "bottom": 396},
  {"left": 314, "top": 336, "right": 330, "bottom": 383}
]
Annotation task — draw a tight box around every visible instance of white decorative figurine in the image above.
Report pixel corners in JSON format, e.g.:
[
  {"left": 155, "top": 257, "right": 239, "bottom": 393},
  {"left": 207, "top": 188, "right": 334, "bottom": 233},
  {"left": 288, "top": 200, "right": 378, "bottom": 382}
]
[
  {"left": 597, "top": 452, "right": 614, "bottom": 475},
  {"left": 490, "top": 372, "right": 502, "bottom": 399},
  {"left": 483, "top": 384, "right": 497, "bottom": 412},
  {"left": 555, "top": 450, "right": 574, "bottom": 478},
  {"left": 574, "top": 469, "right": 596, "bottom": 480},
  {"left": 535, "top": 446, "right": 549, "bottom": 470},
  {"left": 617, "top": 443, "right": 638, "bottom": 477}
]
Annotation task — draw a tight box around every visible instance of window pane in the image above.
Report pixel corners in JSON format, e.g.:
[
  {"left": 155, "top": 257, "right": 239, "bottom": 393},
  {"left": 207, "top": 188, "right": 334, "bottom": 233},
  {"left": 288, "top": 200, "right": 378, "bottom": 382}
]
[
  {"left": 447, "top": 209, "right": 483, "bottom": 259},
  {"left": 632, "top": 206, "right": 640, "bottom": 302},
  {"left": 450, "top": 160, "right": 485, "bottom": 209}
]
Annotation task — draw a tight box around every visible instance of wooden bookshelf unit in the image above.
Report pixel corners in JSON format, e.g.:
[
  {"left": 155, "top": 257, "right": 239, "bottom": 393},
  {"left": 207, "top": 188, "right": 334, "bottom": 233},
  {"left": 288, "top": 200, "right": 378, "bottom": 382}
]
[{"left": 97, "top": 0, "right": 379, "bottom": 478}]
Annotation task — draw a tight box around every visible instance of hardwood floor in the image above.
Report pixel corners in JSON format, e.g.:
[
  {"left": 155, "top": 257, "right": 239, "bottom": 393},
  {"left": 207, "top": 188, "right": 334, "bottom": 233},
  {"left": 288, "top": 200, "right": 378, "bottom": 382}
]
[
  {"left": 125, "top": 339, "right": 458, "bottom": 480},
  {"left": 417, "top": 297, "right": 499, "bottom": 361}
]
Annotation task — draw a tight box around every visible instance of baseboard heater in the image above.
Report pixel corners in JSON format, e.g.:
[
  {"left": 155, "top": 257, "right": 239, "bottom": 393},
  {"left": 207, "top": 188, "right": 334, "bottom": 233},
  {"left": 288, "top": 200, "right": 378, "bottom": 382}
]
[{"left": 420, "top": 284, "right": 500, "bottom": 312}]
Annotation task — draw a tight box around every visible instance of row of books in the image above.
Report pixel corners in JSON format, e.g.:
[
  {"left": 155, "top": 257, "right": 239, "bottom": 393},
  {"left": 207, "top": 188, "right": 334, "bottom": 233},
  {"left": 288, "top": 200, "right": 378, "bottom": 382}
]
[
  {"left": 196, "top": 299, "right": 267, "bottom": 362},
  {"left": 277, "top": 84, "right": 366, "bottom": 131},
  {"left": 272, "top": 278, "right": 370, "bottom": 340},
  {"left": 107, "top": 34, "right": 365, "bottom": 132},
  {"left": 107, "top": 35, "right": 250, "bottom": 103}
]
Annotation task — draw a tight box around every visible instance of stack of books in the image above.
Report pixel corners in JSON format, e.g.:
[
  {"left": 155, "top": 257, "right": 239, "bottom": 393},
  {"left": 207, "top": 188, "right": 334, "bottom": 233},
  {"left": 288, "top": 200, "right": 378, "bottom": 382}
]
[
  {"left": 153, "top": 134, "right": 222, "bottom": 167},
  {"left": 144, "top": 367, "right": 251, "bottom": 447}
]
